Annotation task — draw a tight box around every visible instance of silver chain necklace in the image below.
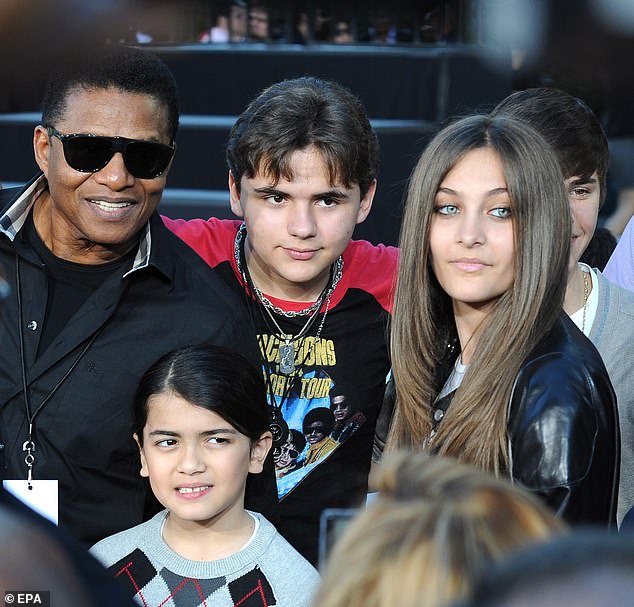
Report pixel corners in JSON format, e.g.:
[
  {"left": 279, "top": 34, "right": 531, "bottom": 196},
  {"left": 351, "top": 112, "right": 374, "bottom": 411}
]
[
  {"left": 233, "top": 222, "right": 343, "bottom": 318},
  {"left": 234, "top": 223, "right": 338, "bottom": 374}
]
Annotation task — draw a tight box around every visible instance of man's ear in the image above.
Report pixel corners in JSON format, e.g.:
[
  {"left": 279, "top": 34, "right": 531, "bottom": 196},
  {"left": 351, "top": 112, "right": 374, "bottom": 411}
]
[
  {"left": 33, "top": 125, "right": 52, "bottom": 176},
  {"left": 229, "top": 171, "right": 244, "bottom": 218},
  {"left": 249, "top": 431, "right": 273, "bottom": 474},
  {"left": 356, "top": 179, "right": 377, "bottom": 225},
  {"left": 134, "top": 433, "right": 150, "bottom": 478}
]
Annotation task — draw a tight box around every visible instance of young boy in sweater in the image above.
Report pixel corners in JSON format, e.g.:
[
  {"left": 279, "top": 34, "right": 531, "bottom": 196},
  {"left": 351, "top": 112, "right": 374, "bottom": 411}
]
[{"left": 91, "top": 345, "right": 318, "bottom": 607}]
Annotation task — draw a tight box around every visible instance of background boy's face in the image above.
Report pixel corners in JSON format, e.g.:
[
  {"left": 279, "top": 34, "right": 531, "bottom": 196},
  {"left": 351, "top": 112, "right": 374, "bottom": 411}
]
[
  {"left": 229, "top": 146, "right": 375, "bottom": 302},
  {"left": 566, "top": 172, "right": 601, "bottom": 271}
]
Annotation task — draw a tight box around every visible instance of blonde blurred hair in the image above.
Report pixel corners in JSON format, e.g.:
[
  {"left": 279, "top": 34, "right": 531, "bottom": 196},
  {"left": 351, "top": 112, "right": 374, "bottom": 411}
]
[{"left": 314, "top": 451, "right": 566, "bottom": 607}]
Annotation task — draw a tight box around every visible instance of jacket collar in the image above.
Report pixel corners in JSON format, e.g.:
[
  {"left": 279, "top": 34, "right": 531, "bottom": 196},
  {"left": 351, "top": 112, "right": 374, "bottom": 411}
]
[
  {"left": 0, "top": 174, "right": 47, "bottom": 239},
  {"left": 0, "top": 173, "right": 169, "bottom": 281}
]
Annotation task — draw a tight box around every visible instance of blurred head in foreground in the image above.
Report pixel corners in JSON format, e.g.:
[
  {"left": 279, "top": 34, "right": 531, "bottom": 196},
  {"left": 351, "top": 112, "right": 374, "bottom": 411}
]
[{"left": 314, "top": 452, "right": 566, "bottom": 607}]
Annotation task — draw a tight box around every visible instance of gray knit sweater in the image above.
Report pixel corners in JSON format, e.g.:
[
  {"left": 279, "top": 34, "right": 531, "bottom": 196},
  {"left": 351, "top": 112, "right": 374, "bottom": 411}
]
[
  {"left": 588, "top": 271, "right": 634, "bottom": 526},
  {"left": 90, "top": 511, "right": 319, "bottom": 607}
]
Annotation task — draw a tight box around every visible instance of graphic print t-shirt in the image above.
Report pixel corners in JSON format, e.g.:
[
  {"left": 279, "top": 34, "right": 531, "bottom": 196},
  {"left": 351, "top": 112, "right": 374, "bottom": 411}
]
[{"left": 163, "top": 217, "right": 397, "bottom": 563}]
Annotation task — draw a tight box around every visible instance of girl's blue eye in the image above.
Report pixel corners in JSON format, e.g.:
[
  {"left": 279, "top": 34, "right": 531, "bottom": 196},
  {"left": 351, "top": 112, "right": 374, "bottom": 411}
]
[
  {"left": 490, "top": 207, "right": 511, "bottom": 219},
  {"left": 435, "top": 204, "right": 458, "bottom": 215}
]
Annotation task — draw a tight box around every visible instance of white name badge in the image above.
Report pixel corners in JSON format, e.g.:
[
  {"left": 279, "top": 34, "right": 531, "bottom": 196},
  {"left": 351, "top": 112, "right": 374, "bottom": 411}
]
[{"left": 3, "top": 479, "right": 59, "bottom": 524}]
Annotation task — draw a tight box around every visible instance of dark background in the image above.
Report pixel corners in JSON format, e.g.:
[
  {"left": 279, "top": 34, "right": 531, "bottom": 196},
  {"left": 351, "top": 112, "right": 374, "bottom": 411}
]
[{"left": 1, "top": 0, "right": 633, "bottom": 245}]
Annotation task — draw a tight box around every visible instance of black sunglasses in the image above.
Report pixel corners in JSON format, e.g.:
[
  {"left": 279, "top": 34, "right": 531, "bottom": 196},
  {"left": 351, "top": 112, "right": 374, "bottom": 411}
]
[{"left": 46, "top": 126, "right": 175, "bottom": 179}]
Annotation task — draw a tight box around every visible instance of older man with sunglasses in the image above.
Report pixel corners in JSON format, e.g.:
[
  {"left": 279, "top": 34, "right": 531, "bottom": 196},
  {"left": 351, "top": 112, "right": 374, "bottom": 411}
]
[{"left": 0, "top": 45, "right": 264, "bottom": 546}]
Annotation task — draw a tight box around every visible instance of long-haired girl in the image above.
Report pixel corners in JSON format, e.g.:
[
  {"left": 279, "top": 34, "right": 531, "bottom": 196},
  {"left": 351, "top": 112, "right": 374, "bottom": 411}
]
[{"left": 385, "top": 114, "right": 618, "bottom": 525}]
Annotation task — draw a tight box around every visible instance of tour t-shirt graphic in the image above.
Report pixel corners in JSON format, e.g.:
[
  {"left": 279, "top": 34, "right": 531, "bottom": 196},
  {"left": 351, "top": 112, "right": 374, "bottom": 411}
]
[{"left": 259, "top": 332, "right": 367, "bottom": 500}]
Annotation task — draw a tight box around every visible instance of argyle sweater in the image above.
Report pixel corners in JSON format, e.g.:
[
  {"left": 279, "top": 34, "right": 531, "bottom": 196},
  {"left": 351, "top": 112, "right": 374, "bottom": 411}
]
[{"left": 90, "top": 511, "right": 319, "bottom": 607}]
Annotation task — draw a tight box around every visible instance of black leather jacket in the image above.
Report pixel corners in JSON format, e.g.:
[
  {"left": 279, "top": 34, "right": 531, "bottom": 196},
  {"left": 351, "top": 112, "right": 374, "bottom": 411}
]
[
  {"left": 506, "top": 313, "right": 619, "bottom": 527},
  {"left": 374, "top": 313, "right": 620, "bottom": 527}
]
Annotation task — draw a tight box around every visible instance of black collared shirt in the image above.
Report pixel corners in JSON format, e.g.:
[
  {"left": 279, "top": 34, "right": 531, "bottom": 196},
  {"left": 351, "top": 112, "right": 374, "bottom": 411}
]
[{"left": 0, "top": 175, "right": 271, "bottom": 544}]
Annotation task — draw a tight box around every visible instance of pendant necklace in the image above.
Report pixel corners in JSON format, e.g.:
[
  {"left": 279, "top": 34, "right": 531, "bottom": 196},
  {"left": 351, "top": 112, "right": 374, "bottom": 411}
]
[
  {"left": 234, "top": 222, "right": 341, "bottom": 375},
  {"left": 260, "top": 297, "right": 326, "bottom": 374},
  {"left": 261, "top": 291, "right": 332, "bottom": 374}
]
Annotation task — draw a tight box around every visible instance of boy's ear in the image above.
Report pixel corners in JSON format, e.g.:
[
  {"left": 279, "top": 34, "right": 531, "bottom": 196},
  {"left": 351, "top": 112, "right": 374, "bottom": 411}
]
[
  {"left": 134, "top": 433, "right": 150, "bottom": 478},
  {"left": 356, "top": 179, "right": 377, "bottom": 225},
  {"left": 228, "top": 170, "right": 244, "bottom": 218},
  {"left": 249, "top": 431, "right": 273, "bottom": 474}
]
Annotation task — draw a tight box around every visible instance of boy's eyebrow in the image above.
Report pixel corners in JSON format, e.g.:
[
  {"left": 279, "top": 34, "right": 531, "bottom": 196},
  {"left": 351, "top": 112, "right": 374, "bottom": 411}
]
[
  {"left": 313, "top": 188, "right": 350, "bottom": 200},
  {"left": 148, "top": 430, "right": 179, "bottom": 437},
  {"left": 147, "top": 428, "right": 239, "bottom": 438},
  {"left": 253, "top": 185, "right": 350, "bottom": 200},
  {"left": 253, "top": 185, "right": 287, "bottom": 197},
  {"left": 568, "top": 176, "right": 598, "bottom": 186},
  {"left": 200, "top": 428, "right": 240, "bottom": 437}
]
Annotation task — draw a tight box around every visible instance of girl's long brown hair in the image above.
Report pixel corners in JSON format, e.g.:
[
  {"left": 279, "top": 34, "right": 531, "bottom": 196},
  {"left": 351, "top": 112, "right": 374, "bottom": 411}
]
[{"left": 386, "top": 115, "right": 570, "bottom": 474}]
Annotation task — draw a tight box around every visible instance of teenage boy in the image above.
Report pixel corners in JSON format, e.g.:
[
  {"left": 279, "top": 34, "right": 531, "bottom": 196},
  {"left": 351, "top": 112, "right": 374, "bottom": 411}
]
[
  {"left": 164, "top": 77, "right": 398, "bottom": 563},
  {"left": 492, "top": 87, "right": 634, "bottom": 526}
]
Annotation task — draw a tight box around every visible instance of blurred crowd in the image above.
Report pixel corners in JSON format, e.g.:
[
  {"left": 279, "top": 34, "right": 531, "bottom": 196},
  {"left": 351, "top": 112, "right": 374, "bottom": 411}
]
[{"left": 124, "top": 0, "right": 470, "bottom": 46}]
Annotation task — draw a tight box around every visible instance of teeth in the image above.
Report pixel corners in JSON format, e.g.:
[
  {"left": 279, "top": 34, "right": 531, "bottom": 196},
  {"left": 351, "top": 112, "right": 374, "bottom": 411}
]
[
  {"left": 177, "top": 486, "right": 209, "bottom": 494},
  {"left": 91, "top": 200, "right": 132, "bottom": 209}
]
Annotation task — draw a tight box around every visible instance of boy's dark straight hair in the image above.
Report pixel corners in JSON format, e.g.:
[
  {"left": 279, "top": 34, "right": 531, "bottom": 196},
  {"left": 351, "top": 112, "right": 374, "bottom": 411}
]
[
  {"left": 134, "top": 344, "right": 269, "bottom": 445},
  {"left": 492, "top": 87, "right": 609, "bottom": 205},
  {"left": 227, "top": 76, "right": 379, "bottom": 197}
]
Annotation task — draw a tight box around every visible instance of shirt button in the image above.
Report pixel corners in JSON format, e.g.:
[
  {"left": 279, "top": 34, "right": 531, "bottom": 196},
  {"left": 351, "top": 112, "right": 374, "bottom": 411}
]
[
  {"left": 27, "top": 321, "right": 38, "bottom": 331},
  {"left": 434, "top": 409, "right": 444, "bottom": 421}
]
